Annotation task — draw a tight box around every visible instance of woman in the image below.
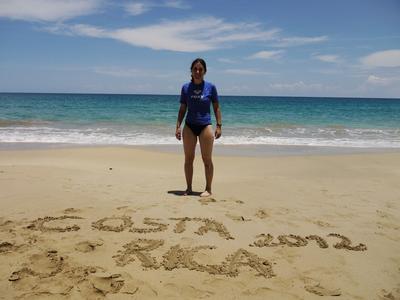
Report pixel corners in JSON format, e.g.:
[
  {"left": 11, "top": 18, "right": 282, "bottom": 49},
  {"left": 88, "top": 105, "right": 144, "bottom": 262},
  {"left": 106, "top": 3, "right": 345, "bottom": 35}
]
[{"left": 175, "top": 58, "right": 222, "bottom": 197}]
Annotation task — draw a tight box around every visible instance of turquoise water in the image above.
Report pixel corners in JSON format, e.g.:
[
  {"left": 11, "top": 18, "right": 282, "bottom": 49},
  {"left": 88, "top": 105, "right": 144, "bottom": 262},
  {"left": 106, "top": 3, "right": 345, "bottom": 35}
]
[{"left": 1, "top": 93, "right": 400, "bottom": 148}]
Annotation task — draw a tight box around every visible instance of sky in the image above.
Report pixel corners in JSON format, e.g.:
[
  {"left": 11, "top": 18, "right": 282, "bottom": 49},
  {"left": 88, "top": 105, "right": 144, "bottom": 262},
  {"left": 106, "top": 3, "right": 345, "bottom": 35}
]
[{"left": 0, "top": 0, "right": 400, "bottom": 98}]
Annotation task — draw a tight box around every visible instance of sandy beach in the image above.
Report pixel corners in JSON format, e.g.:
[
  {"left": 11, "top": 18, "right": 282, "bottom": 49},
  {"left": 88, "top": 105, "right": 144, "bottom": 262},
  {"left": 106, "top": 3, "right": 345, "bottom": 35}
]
[{"left": 0, "top": 146, "right": 399, "bottom": 299}]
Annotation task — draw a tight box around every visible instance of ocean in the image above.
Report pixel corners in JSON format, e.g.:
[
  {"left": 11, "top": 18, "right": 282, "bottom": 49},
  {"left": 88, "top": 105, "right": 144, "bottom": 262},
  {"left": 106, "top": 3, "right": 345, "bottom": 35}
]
[{"left": 1, "top": 93, "right": 400, "bottom": 150}]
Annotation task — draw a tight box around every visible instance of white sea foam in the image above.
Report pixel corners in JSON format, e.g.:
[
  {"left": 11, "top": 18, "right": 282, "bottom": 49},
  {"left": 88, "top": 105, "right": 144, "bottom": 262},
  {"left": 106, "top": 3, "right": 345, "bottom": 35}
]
[
  {"left": 0, "top": 126, "right": 178, "bottom": 145},
  {"left": 1, "top": 125, "right": 400, "bottom": 148},
  {"left": 218, "top": 135, "right": 400, "bottom": 148}
]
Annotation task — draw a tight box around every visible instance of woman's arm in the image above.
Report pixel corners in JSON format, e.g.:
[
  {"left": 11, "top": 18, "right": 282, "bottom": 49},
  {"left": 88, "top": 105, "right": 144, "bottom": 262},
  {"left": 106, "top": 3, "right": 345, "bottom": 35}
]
[
  {"left": 175, "top": 103, "right": 187, "bottom": 140},
  {"left": 212, "top": 101, "right": 222, "bottom": 139}
]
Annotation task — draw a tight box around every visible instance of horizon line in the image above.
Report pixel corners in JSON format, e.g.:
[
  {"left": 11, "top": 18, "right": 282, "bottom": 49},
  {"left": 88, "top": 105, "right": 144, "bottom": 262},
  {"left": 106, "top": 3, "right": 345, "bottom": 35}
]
[{"left": 0, "top": 91, "right": 399, "bottom": 100}]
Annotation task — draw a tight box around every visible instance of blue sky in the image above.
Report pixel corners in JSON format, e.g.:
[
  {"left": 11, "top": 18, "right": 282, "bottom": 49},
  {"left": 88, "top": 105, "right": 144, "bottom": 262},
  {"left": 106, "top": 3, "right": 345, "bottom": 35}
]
[{"left": 1, "top": 0, "right": 400, "bottom": 97}]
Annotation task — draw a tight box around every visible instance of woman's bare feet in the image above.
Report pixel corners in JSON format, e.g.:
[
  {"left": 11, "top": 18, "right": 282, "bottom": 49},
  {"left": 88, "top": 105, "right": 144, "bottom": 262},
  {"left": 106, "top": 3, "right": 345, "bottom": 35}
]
[
  {"left": 183, "top": 189, "right": 193, "bottom": 196},
  {"left": 200, "top": 190, "right": 212, "bottom": 197}
]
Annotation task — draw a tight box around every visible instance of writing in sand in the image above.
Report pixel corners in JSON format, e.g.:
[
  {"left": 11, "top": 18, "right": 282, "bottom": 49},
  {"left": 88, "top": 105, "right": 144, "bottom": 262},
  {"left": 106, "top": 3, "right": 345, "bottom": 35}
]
[{"left": 5, "top": 213, "right": 367, "bottom": 280}]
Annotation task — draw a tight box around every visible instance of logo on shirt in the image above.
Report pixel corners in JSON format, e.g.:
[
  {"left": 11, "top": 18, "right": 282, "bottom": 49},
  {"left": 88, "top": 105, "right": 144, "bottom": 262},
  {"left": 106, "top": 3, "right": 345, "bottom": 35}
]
[{"left": 191, "top": 89, "right": 203, "bottom": 100}]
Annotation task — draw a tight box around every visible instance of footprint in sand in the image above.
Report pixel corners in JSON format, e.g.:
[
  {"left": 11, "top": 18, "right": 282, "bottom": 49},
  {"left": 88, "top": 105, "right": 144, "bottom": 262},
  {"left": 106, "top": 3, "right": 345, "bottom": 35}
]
[
  {"left": 89, "top": 272, "right": 158, "bottom": 297},
  {"left": 75, "top": 240, "right": 104, "bottom": 253},
  {"left": 220, "top": 198, "right": 245, "bottom": 204},
  {"left": 9, "top": 251, "right": 115, "bottom": 298},
  {"left": 9, "top": 250, "right": 64, "bottom": 281},
  {"left": 0, "top": 240, "right": 28, "bottom": 254},
  {"left": 225, "top": 214, "right": 251, "bottom": 222},
  {"left": 304, "top": 283, "right": 341, "bottom": 296},
  {"left": 11, "top": 273, "right": 75, "bottom": 297},
  {"left": 198, "top": 198, "right": 217, "bottom": 205},
  {"left": 62, "top": 208, "right": 82, "bottom": 214},
  {"left": 0, "top": 220, "right": 18, "bottom": 237},
  {"left": 376, "top": 210, "right": 391, "bottom": 219},
  {"left": 122, "top": 276, "right": 158, "bottom": 297},
  {"left": 89, "top": 272, "right": 125, "bottom": 295},
  {"left": 379, "top": 287, "right": 400, "bottom": 300},
  {"left": 255, "top": 209, "right": 269, "bottom": 219},
  {"left": 0, "top": 218, "right": 13, "bottom": 227},
  {"left": 312, "top": 220, "right": 334, "bottom": 228},
  {"left": 116, "top": 206, "right": 129, "bottom": 210},
  {"left": 116, "top": 206, "right": 136, "bottom": 214},
  {"left": 0, "top": 241, "right": 15, "bottom": 253},
  {"left": 219, "top": 197, "right": 244, "bottom": 204}
]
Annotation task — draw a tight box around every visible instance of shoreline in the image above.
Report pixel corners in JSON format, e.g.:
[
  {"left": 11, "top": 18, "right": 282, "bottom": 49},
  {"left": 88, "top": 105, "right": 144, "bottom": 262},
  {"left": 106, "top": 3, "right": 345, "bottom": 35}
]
[{"left": 1, "top": 142, "right": 400, "bottom": 157}]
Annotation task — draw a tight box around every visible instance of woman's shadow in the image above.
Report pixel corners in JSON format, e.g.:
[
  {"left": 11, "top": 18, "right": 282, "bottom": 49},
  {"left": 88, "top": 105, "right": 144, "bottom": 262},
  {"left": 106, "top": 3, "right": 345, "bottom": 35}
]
[{"left": 168, "top": 190, "right": 202, "bottom": 196}]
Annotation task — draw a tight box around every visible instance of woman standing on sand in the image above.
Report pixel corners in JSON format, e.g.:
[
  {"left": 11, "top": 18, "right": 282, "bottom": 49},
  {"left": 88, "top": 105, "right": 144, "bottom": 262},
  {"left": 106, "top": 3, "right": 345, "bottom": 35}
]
[{"left": 175, "top": 58, "right": 222, "bottom": 197}]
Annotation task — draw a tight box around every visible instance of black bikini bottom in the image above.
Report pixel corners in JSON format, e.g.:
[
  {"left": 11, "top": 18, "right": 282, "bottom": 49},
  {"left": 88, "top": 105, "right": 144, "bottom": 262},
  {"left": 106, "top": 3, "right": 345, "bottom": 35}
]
[{"left": 185, "top": 122, "right": 210, "bottom": 136}]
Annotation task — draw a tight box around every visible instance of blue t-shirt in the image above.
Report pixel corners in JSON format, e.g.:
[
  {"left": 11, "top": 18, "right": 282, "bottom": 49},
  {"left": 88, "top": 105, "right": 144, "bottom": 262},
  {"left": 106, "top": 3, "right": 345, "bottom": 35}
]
[{"left": 180, "top": 81, "right": 219, "bottom": 125}]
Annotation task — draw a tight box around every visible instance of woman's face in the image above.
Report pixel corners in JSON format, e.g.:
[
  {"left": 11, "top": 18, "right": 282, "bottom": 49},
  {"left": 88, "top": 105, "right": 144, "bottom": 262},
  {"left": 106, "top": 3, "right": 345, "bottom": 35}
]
[{"left": 191, "top": 62, "right": 205, "bottom": 83}]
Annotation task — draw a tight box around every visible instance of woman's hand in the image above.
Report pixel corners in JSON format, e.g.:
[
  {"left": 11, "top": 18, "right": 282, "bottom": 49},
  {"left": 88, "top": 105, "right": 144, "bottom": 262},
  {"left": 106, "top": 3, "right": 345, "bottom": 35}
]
[
  {"left": 175, "top": 127, "right": 182, "bottom": 140},
  {"left": 215, "top": 126, "right": 221, "bottom": 139}
]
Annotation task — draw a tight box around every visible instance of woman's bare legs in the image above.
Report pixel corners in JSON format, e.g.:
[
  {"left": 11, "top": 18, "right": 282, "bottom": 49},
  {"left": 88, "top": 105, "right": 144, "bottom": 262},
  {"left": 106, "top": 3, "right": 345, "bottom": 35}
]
[
  {"left": 199, "top": 125, "right": 214, "bottom": 197},
  {"left": 182, "top": 125, "right": 197, "bottom": 195}
]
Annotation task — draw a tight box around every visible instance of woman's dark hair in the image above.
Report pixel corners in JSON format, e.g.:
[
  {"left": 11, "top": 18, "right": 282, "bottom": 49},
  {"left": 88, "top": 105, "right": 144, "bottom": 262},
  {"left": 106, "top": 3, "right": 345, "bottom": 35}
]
[{"left": 190, "top": 58, "right": 207, "bottom": 81}]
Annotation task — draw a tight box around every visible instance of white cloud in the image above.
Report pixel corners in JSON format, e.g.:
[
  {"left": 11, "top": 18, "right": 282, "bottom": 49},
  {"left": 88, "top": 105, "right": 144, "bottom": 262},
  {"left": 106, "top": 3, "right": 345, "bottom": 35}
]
[
  {"left": 224, "top": 69, "right": 272, "bottom": 76},
  {"left": 269, "top": 81, "right": 323, "bottom": 91},
  {"left": 360, "top": 50, "right": 400, "bottom": 68},
  {"left": 314, "top": 54, "right": 340, "bottom": 63},
  {"left": 94, "top": 67, "right": 141, "bottom": 78},
  {"left": 366, "top": 75, "right": 400, "bottom": 86},
  {"left": 311, "top": 69, "right": 342, "bottom": 75},
  {"left": 124, "top": 0, "right": 189, "bottom": 16},
  {"left": 93, "top": 66, "right": 177, "bottom": 78},
  {"left": 70, "top": 24, "right": 106, "bottom": 37},
  {"left": 43, "top": 17, "right": 282, "bottom": 52},
  {"left": 248, "top": 50, "right": 284, "bottom": 60},
  {"left": 213, "top": 28, "right": 280, "bottom": 43},
  {"left": 218, "top": 58, "right": 237, "bottom": 64},
  {"left": 164, "top": 0, "right": 190, "bottom": 9},
  {"left": 0, "top": 0, "right": 102, "bottom": 22},
  {"left": 274, "top": 36, "right": 328, "bottom": 47},
  {"left": 124, "top": 3, "right": 150, "bottom": 16},
  {"left": 111, "top": 18, "right": 219, "bottom": 52},
  {"left": 0, "top": 0, "right": 189, "bottom": 21}
]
